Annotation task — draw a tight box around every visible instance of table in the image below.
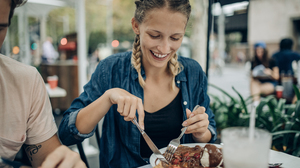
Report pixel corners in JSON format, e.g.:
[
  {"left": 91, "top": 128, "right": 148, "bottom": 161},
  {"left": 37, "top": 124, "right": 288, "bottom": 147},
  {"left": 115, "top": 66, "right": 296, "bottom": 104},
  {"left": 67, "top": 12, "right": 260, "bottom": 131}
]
[
  {"left": 138, "top": 149, "right": 300, "bottom": 168},
  {"left": 40, "top": 61, "right": 78, "bottom": 110},
  {"left": 45, "top": 83, "right": 67, "bottom": 98},
  {"left": 269, "top": 150, "right": 300, "bottom": 168}
]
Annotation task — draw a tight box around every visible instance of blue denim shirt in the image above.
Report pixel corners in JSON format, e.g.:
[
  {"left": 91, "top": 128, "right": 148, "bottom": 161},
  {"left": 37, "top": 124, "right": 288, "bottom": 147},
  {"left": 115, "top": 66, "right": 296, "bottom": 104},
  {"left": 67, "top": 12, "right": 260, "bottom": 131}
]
[{"left": 58, "top": 51, "right": 217, "bottom": 168}]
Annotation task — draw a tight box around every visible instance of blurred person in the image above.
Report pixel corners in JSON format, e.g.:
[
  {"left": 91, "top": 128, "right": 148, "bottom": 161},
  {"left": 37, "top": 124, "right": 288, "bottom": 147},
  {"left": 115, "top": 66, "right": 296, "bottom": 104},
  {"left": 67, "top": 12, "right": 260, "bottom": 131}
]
[
  {"left": 59, "top": 0, "right": 217, "bottom": 167},
  {"left": 42, "top": 37, "right": 58, "bottom": 64},
  {"left": 250, "top": 42, "right": 279, "bottom": 106},
  {"left": 0, "top": 0, "right": 86, "bottom": 167},
  {"left": 272, "top": 38, "right": 300, "bottom": 76}
]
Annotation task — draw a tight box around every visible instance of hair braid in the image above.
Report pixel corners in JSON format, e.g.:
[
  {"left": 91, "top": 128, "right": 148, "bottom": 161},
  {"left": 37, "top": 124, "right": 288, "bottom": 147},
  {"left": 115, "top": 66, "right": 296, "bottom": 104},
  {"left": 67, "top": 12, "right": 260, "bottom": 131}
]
[
  {"left": 131, "top": 34, "right": 146, "bottom": 88},
  {"left": 168, "top": 53, "right": 183, "bottom": 90}
]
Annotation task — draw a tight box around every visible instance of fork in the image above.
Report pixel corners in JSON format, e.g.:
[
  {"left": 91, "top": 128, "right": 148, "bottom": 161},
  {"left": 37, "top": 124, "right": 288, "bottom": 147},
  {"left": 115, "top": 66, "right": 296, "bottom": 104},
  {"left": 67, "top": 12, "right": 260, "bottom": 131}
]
[{"left": 165, "top": 105, "right": 201, "bottom": 162}]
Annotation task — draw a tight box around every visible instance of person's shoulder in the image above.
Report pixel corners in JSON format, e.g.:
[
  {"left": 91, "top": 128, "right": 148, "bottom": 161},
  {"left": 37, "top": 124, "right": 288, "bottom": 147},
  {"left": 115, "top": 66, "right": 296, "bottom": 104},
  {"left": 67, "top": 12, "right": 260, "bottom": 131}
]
[
  {"left": 272, "top": 51, "right": 280, "bottom": 57},
  {"left": 100, "top": 51, "right": 132, "bottom": 65},
  {"left": 178, "top": 56, "right": 204, "bottom": 75},
  {"left": 0, "top": 54, "right": 38, "bottom": 77},
  {"left": 291, "top": 51, "right": 300, "bottom": 57},
  {"left": 178, "top": 56, "right": 201, "bottom": 67}
]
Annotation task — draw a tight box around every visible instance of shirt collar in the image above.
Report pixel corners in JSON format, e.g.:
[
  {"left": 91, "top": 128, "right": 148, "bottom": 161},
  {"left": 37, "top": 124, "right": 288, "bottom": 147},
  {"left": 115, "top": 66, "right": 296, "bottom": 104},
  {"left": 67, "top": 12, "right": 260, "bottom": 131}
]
[{"left": 131, "top": 61, "right": 187, "bottom": 83}]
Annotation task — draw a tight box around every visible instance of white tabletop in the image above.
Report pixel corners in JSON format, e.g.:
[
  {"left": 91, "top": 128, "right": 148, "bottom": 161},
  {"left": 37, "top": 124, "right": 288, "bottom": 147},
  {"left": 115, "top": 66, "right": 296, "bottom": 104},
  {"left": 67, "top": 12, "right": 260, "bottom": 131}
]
[
  {"left": 45, "top": 83, "right": 67, "bottom": 98},
  {"left": 269, "top": 150, "right": 300, "bottom": 168}
]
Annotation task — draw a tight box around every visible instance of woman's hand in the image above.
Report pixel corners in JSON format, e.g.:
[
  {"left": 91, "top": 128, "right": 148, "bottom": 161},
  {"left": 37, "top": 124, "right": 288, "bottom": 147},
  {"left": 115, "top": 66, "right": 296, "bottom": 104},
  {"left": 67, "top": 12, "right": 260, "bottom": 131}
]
[
  {"left": 264, "top": 68, "right": 273, "bottom": 76},
  {"left": 182, "top": 106, "right": 211, "bottom": 142},
  {"left": 107, "top": 88, "right": 145, "bottom": 129}
]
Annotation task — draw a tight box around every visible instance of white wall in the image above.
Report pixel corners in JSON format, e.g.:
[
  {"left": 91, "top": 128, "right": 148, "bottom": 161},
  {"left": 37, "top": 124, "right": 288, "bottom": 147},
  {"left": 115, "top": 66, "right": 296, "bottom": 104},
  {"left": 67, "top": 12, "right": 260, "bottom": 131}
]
[{"left": 248, "top": 0, "right": 300, "bottom": 53}]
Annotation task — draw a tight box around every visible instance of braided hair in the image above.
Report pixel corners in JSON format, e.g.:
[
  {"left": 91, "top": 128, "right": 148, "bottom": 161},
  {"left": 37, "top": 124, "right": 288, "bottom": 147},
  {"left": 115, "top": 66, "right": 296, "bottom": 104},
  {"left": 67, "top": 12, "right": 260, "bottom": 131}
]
[{"left": 131, "top": 0, "right": 191, "bottom": 90}]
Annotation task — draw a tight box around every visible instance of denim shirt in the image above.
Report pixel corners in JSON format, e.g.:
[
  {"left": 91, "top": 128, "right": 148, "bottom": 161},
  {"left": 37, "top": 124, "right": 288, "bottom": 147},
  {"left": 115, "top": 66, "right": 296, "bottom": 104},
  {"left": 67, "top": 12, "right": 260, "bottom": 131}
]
[{"left": 58, "top": 51, "right": 217, "bottom": 168}]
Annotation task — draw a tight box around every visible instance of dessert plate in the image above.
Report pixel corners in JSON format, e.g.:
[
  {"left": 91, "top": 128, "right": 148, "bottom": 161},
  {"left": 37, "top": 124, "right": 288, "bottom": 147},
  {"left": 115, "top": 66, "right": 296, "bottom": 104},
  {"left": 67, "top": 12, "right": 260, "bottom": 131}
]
[{"left": 149, "top": 143, "right": 222, "bottom": 167}]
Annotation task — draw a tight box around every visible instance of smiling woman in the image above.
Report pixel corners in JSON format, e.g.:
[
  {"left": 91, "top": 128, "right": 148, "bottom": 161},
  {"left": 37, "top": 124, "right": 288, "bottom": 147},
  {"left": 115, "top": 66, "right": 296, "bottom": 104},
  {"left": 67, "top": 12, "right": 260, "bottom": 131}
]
[{"left": 58, "top": 1, "right": 217, "bottom": 168}]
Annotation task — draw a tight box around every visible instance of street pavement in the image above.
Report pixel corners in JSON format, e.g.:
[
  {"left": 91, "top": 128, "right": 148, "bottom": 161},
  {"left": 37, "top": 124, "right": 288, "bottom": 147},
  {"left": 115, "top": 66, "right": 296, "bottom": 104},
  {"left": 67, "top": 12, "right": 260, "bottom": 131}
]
[{"left": 207, "top": 62, "right": 251, "bottom": 100}]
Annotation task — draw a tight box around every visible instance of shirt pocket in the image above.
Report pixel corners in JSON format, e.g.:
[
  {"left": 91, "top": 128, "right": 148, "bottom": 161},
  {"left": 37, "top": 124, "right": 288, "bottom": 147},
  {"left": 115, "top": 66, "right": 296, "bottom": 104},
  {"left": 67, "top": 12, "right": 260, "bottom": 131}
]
[{"left": 0, "top": 134, "right": 26, "bottom": 160}]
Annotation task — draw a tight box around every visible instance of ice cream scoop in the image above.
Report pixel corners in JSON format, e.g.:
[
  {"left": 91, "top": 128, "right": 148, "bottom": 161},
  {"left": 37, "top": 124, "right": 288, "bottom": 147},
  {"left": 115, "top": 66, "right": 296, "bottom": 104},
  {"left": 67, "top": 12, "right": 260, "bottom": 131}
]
[{"left": 200, "top": 144, "right": 223, "bottom": 167}]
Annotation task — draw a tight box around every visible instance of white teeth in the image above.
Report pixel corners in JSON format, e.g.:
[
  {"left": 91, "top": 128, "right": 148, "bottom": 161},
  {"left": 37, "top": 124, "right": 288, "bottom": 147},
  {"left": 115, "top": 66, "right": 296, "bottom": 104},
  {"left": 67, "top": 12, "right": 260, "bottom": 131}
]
[{"left": 152, "top": 51, "right": 168, "bottom": 58}]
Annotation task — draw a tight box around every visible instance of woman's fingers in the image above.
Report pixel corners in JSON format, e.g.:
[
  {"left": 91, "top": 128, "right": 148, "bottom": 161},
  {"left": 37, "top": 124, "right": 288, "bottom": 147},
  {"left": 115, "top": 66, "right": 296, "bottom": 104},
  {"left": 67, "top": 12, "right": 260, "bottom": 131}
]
[
  {"left": 185, "top": 118, "right": 209, "bottom": 134},
  {"left": 183, "top": 107, "right": 206, "bottom": 126},
  {"left": 124, "top": 97, "right": 137, "bottom": 121},
  {"left": 122, "top": 96, "right": 132, "bottom": 117},
  {"left": 116, "top": 95, "right": 125, "bottom": 114},
  {"left": 109, "top": 88, "right": 144, "bottom": 124},
  {"left": 182, "top": 106, "right": 209, "bottom": 134}
]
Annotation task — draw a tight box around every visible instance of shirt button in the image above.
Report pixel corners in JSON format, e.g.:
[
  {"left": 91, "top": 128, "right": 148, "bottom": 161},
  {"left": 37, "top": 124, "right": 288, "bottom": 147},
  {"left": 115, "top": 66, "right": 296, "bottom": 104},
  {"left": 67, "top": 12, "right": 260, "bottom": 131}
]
[
  {"left": 183, "top": 101, "right": 187, "bottom": 105},
  {"left": 177, "top": 81, "right": 180, "bottom": 84}
]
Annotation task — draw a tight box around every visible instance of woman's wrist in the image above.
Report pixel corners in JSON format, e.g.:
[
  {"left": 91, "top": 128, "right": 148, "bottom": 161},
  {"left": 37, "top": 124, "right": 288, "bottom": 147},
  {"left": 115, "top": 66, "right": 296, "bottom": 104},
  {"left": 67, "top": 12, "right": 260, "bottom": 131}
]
[{"left": 192, "top": 129, "right": 212, "bottom": 143}]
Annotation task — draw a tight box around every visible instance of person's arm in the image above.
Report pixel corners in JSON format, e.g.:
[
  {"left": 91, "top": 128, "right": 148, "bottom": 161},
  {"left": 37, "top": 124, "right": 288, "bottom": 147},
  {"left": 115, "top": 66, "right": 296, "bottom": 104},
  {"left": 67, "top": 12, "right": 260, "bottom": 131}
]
[
  {"left": 23, "top": 134, "right": 86, "bottom": 168},
  {"left": 271, "top": 66, "right": 280, "bottom": 80},
  {"left": 59, "top": 59, "right": 145, "bottom": 146},
  {"left": 264, "top": 66, "right": 279, "bottom": 80},
  {"left": 75, "top": 88, "right": 144, "bottom": 134}
]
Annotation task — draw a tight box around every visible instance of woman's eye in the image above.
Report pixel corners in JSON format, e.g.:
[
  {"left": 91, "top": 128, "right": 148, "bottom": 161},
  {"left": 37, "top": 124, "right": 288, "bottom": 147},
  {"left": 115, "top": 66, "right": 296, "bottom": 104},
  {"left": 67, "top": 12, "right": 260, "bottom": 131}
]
[
  {"left": 171, "top": 37, "right": 180, "bottom": 41},
  {"left": 150, "top": 34, "right": 160, "bottom": 38}
]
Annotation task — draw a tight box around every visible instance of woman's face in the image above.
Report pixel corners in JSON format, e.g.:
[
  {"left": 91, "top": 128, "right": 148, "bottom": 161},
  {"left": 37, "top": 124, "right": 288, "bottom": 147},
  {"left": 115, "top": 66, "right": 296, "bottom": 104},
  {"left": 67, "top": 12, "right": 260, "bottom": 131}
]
[
  {"left": 255, "top": 47, "right": 264, "bottom": 59},
  {"left": 132, "top": 7, "right": 187, "bottom": 70}
]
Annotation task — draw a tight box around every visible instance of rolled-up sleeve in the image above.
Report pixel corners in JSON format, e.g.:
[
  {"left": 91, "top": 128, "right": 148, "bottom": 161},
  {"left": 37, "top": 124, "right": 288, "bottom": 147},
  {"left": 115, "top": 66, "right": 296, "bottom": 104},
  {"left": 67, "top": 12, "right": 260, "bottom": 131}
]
[
  {"left": 59, "top": 109, "right": 96, "bottom": 146},
  {"left": 58, "top": 60, "right": 107, "bottom": 146}
]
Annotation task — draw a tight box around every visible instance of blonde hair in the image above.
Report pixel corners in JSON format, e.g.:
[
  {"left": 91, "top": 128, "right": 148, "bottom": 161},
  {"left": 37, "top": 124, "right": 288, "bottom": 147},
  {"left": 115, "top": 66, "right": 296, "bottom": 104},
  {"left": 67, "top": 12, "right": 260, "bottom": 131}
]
[
  {"left": 131, "top": 34, "right": 146, "bottom": 88},
  {"left": 131, "top": 35, "right": 183, "bottom": 90}
]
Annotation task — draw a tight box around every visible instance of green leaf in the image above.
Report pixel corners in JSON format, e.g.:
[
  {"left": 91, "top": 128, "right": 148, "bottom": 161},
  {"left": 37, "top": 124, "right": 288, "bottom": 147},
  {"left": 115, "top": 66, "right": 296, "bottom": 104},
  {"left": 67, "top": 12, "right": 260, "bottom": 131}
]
[
  {"left": 257, "top": 117, "right": 272, "bottom": 131},
  {"left": 245, "top": 95, "right": 254, "bottom": 104},
  {"left": 264, "top": 96, "right": 278, "bottom": 127},
  {"left": 293, "top": 133, "right": 300, "bottom": 151},
  {"left": 256, "top": 100, "right": 266, "bottom": 115},
  {"left": 271, "top": 123, "right": 284, "bottom": 132},
  {"left": 209, "top": 84, "right": 237, "bottom": 103},
  {"left": 283, "top": 122, "right": 294, "bottom": 149},
  {"left": 293, "top": 84, "right": 300, "bottom": 100},
  {"left": 272, "top": 130, "right": 300, "bottom": 136},
  {"left": 277, "top": 98, "right": 286, "bottom": 113},
  {"left": 292, "top": 146, "right": 300, "bottom": 157},
  {"left": 285, "top": 104, "right": 296, "bottom": 115},
  {"left": 295, "top": 100, "right": 300, "bottom": 120},
  {"left": 232, "top": 86, "right": 248, "bottom": 114}
]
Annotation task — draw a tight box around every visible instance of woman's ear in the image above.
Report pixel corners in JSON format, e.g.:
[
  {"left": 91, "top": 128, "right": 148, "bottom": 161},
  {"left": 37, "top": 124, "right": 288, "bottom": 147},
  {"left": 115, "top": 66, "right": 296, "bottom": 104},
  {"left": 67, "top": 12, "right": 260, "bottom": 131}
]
[{"left": 131, "top": 18, "right": 140, "bottom": 35}]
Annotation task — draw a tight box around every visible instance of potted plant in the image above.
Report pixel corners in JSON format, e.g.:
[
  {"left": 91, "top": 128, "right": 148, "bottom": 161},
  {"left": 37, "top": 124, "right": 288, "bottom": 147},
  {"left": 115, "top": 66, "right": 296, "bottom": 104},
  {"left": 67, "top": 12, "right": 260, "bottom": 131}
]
[{"left": 209, "top": 84, "right": 300, "bottom": 157}]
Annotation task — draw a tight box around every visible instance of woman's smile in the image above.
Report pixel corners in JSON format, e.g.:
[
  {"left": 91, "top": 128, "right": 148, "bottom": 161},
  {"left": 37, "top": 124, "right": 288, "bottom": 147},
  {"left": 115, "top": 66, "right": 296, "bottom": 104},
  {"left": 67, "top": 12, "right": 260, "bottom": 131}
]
[{"left": 150, "top": 50, "right": 170, "bottom": 61}]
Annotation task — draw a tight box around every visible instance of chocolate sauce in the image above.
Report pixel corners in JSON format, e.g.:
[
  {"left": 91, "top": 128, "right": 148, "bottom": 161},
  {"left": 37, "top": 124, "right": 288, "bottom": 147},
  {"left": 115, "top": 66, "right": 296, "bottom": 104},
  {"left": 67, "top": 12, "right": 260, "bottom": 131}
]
[{"left": 204, "top": 144, "right": 223, "bottom": 167}]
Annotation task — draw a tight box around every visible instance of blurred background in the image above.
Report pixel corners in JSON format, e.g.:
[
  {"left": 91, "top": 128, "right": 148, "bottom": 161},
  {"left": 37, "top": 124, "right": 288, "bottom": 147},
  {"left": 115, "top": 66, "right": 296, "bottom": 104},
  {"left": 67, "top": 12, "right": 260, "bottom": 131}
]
[{"left": 1, "top": 0, "right": 300, "bottom": 167}]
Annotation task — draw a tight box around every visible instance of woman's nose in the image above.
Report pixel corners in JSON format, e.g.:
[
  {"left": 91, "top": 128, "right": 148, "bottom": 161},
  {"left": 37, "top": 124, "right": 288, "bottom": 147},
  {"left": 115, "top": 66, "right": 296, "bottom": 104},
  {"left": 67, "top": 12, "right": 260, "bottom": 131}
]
[{"left": 157, "top": 38, "right": 170, "bottom": 53}]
